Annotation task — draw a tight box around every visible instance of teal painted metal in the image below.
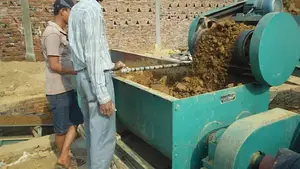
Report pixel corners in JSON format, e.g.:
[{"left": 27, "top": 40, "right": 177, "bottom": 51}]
[
  {"left": 244, "top": 0, "right": 283, "bottom": 15},
  {"left": 89, "top": 10, "right": 300, "bottom": 168},
  {"left": 110, "top": 47, "right": 299, "bottom": 169},
  {"left": 170, "top": 84, "right": 269, "bottom": 169},
  {"left": 114, "top": 76, "right": 175, "bottom": 158},
  {"left": 188, "top": 17, "right": 201, "bottom": 55},
  {"left": 249, "top": 12, "right": 300, "bottom": 86},
  {"left": 0, "top": 139, "right": 28, "bottom": 146},
  {"left": 214, "top": 108, "right": 300, "bottom": 168},
  {"left": 202, "top": 128, "right": 226, "bottom": 169},
  {"left": 198, "top": 0, "right": 245, "bottom": 18},
  {"left": 293, "top": 15, "right": 300, "bottom": 25},
  {"left": 113, "top": 74, "right": 270, "bottom": 169},
  {"left": 293, "top": 15, "right": 300, "bottom": 69}
]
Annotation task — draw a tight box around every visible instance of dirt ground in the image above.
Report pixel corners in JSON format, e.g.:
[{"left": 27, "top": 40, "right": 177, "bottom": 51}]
[
  {"left": 269, "top": 85, "right": 300, "bottom": 113},
  {"left": 121, "top": 21, "right": 255, "bottom": 98},
  {"left": 0, "top": 115, "right": 52, "bottom": 125},
  {"left": 0, "top": 139, "right": 81, "bottom": 169},
  {"left": 0, "top": 61, "right": 45, "bottom": 105},
  {"left": 284, "top": 0, "right": 300, "bottom": 14}
]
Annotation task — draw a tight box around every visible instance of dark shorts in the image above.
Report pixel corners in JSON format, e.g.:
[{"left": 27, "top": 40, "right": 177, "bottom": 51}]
[{"left": 47, "top": 90, "right": 84, "bottom": 134}]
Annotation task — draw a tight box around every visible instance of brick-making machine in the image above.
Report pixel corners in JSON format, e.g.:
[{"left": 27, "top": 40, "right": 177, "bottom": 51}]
[{"left": 107, "top": 0, "right": 300, "bottom": 169}]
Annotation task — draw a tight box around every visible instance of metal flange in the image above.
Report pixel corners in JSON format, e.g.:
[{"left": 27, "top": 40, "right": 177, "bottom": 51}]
[
  {"left": 249, "top": 12, "right": 300, "bottom": 86},
  {"left": 233, "top": 30, "right": 254, "bottom": 65},
  {"left": 213, "top": 108, "right": 300, "bottom": 169}
]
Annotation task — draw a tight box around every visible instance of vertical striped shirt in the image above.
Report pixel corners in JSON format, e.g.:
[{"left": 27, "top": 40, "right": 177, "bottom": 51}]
[{"left": 68, "top": 0, "right": 114, "bottom": 104}]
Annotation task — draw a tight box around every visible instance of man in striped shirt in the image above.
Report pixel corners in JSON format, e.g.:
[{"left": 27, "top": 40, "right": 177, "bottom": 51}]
[{"left": 68, "top": 0, "right": 125, "bottom": 168}]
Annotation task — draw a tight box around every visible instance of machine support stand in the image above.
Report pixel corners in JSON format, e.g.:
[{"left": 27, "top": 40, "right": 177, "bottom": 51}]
[
  {"left": 0, "top": 125, "right": 46, "bottom": 146},
  {"left": 31, "top": 126, "right": 42, "bottom": 137}
]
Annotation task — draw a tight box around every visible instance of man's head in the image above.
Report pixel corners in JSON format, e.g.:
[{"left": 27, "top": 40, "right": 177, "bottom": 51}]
[{"left": 53, "top": 0, "right": 74, "bottom": 24}]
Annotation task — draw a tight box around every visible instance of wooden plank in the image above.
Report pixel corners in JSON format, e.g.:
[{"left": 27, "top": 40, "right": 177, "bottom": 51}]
[
  {"left": 32, "top": 129, "right": 39, "bottom": 137},
  {"left": 112, "top": 154, "right": 129, "bottom": 169},
  {"left": 115, "top": 140, "right": 155, "bottom": 169}
]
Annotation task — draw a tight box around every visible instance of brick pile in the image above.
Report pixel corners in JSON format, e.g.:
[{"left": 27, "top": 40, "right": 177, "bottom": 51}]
[{"left": 160, "top": 0, "right": 233, "bottom": 50}]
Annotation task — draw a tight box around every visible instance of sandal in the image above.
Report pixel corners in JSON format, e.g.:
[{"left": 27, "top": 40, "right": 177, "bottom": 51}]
[
  {"left": 70, "top": 157, "right": 86, "bottom": 167},
  {"left": 55, "top": 163, "right": 68, "bottom": 169},
  {"left": 74, "top": 158, "right": 86, "bottom": 167}
]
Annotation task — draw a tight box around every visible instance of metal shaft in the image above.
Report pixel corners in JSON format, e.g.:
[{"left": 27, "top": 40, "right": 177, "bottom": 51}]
[{"left": 119, "top": 62, "right": 191, "bottom": 73}]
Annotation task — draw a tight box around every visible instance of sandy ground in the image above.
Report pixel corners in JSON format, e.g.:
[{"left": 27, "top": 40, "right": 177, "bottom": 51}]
[
  {"left": 0, "top": 61, "right": 45, "bottom": 105},
  {"left": 0, "top": 134, "right": 125, "bottom": 169},
  {"left": 2, "top": 150, "right": 57, "bottom": 169}
]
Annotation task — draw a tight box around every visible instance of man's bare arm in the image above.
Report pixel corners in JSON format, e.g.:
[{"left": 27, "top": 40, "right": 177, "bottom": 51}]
[{"left": 48, "top": 56, "right": 77, "bottom": 75}]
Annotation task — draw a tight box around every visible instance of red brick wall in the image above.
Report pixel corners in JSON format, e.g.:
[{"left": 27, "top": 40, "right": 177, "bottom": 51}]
[
  {"left": 30, "top": 0, "right": 54, "bottom": 61},
  {"left": 0, "top": 1, "right": 26, "bottom": 61},
  {"left": 0, "top": 0, "right": 232, "bottom": 61},
  {"left": 102, "top": 0, "right": 156, "bottom": 53}
]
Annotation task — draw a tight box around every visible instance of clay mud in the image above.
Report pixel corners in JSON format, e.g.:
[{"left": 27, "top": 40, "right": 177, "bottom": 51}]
[
  {"left": 284, "top": 0, "right": 300, "bottom": 14},
  {"left": 119, "top": 21, "right": 255, "bottom": 98}
]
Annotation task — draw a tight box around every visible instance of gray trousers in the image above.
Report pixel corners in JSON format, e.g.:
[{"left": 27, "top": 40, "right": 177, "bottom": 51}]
[{"left": 76, "top": 69, "right": 116, "bottom": 169}]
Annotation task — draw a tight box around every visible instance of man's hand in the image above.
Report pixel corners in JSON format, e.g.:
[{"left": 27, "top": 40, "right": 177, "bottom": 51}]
[
  {"left": 114, "top": 61, "right": 126, "bottom": 70},
  {"left": 70, "top": 71, "right": 78, "bottom": 75},
  {"left": 100, "top": 100, "right": 115, "bottom": 116}
]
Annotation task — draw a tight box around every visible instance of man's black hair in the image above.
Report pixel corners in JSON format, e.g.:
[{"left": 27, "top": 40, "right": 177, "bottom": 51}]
[{"left": 53, "top": 0, "right": 74, "bottom": 15}]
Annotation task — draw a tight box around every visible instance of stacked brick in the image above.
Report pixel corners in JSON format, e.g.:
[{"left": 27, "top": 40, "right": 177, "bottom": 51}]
[
  {"left": 160, "top": 0, "right": 234, "bottom": 50},
  {"left": 0, "top": 0, "right": 232, "bottom": 61},
  {"left": 102, "top": 0, "right": 156, "bottom": 53}
]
